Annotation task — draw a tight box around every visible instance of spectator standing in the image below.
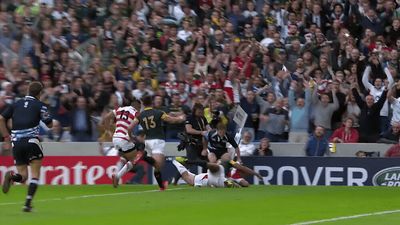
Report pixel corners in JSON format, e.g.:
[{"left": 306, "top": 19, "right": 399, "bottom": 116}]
[
  {"left": 261, "top": 98, "right": 288, "bottom": 142},
  {"left": 69, "top": 96, "right": 93, "bottom": 142},
  {"left": 305, "top": 126, "right": 329, "bottom": 156},
  {"left": 352, "top": 86, "right": 388, "bottom": 143},
  {"left": 165, "top": 93, "right": 190, "bottom": 139},
  {"left": 240, "top": 90, "right": 260, "bottom": 142},
  {"left": 312, "top": 86, "right": 339, "bottom": 138},
  {"left": 288, "top": 80, "right": 311, "bottom": 143}
]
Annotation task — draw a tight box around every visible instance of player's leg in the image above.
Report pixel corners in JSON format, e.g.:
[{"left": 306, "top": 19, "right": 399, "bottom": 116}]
[
  {"left": 152, "top": 153, "right": 167, "bottom": 190},
  {"left": 237, "top": 179, "right": 249, "bottom": 187},
  {"left": 149, "top": 139, "right": 168, "bottom": 190},
  {"left": 175, "top": 157, "right": 220, "bottom": 173},
  {"left": 111, "top": 139, "right": 137, "bottom": 187},
  {"left": 2, "top": 142, "right": 28, "bottom": 193},
  {"left": 112, "top": 150, "right": 140, "bottom": 188},
  {"left": 23, "top": 159, "right": 42, "bottom": 212},
  {"left": 2, "top": 165, "right": 27, "bottom": 194},
  {"left": 230, "top": 160, "right": 263, "bottom": 180},
  {"left": 172, "top": 160, "right": 195, "bottom": 185}
]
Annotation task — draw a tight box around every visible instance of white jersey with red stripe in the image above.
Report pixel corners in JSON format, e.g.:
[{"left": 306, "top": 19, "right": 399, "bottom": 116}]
[
  {"left": 193, "top": 165, "right": 227, "bottom": 187},
  {"left": 112, "top": 106, "right": 138, "bottom": 140}
]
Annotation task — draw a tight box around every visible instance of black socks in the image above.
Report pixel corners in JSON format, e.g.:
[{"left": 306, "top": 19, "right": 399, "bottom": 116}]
[
  {"left": 25, "top": 178, "right": 39, "bottom": 207},
  {"left": 12, "top": 173, "right": 23, "bottom": 182},
  {"left": 154, "top": 171, "right": 164, "bottom": 189}
]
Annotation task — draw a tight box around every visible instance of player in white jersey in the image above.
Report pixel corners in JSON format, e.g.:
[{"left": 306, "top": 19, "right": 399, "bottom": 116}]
[
  {"left": 172, "top": 157, "right": 263, "bottom": 188},
  {"left": 103, "top": 103, "right": 142, "bottom": 187}
]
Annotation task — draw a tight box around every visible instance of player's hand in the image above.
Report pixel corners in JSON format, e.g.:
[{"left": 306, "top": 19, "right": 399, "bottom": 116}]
[
  {"left": 201, "top": 131, "right": 208, "bottom": 136},
  {"left": 201, "top": 149, "right": 208, "bottom": 156}
]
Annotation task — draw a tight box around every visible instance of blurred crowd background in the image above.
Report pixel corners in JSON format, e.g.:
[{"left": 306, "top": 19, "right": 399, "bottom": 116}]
[{"left": 1, "top": 0, "right": 400, "bottom": 154}]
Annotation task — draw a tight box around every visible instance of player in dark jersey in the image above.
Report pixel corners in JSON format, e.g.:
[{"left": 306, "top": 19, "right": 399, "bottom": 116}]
[
  {"left": 0, "top": 82, "right": 53, "bottom": 212},
  {"left": 204, "top": 122, "right": 242, "bottom": 163},
  {"left": 134, "top": 95, "right": 185, "bottom": 190}
]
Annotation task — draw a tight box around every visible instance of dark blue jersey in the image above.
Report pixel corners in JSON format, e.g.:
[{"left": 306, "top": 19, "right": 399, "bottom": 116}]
[
  {"left": 1, "top": 96, "right": 52, "bottom": 141},
  {"left": 206, "top": 130, "right": 238, "bottom": 152}
]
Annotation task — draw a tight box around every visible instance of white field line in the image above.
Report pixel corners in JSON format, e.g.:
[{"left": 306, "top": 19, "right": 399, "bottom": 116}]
[
  {"left": 0, "top": 187, "right": 188, "bottom": 206},
  {"left": 291, "top": 209, "right": 400, "bottom": 225}
]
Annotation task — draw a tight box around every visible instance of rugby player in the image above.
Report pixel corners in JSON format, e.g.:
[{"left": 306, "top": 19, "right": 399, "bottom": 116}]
[
  {"left": 204, "top": 123, "right": 242, "bottom": 163},
  {"left": 1, "top": 82, "right": 53, "bottom": 212},
  {"left": 135, "top": 95, "right": 185, "bottom": 190},
  {"left": 103, "top": 101, "right": 145, "bottom": 187},
  {"left": 172, "top": 157, "right": 262, "bottom": 188}
]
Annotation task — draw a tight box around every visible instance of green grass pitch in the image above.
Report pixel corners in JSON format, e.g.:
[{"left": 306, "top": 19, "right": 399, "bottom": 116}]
[{"left": 0, "top": 185, "right": 399, "bottom": 225}]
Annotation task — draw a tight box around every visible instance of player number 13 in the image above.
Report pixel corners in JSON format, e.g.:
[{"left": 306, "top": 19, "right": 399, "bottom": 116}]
[{"left": 143, "top": 116, "right": 156, "bottom": 129}]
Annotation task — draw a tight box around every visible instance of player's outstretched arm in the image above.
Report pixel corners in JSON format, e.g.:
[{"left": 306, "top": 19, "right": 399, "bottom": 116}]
[
  {"left": 231, "top": 161, "right": 262, "bottom": 180},
  {"left": 162, "top": 113, "right": 186, "bottom": 124}
]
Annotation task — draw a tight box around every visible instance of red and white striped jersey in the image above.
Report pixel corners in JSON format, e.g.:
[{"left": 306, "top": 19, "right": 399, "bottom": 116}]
[{"left": 112, "top": 106, "right": 138, "bottom": 140}]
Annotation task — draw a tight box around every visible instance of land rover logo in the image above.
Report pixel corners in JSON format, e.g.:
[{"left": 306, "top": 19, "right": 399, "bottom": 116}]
[{"left": 373, "top": 167, "right": 400, "bottom": 186}]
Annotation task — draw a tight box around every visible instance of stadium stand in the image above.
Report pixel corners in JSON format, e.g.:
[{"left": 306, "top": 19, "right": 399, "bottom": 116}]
[{"left": 0, "top": 0, "right": 399, "bottom": 148}]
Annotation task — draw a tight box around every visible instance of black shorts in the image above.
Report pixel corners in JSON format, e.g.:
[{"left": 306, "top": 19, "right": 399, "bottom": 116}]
[
  {"left": 12, "top": 138, "right": 44, "bottom": 165},
  {"left": 208, "top": 149, "right": 228, "bottom": 159}
]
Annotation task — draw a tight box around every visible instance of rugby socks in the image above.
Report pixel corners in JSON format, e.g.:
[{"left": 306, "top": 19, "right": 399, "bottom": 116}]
[
  {"left": 172, "top": 160, "right": 188, "bottom": 175},
  {"left": 24, "top": 178, "right": 39, "bottom": 207},
  {"left": 154, "top": 171, "right": 164, "bottom": 189},
  {"left": 116, "top": 161, "right": 133, "bottom": 179},
  {"left": 116, "top": 157, "right": 127, "bottom": 171},
  {"left": 11, "top": 173, "right": 23, "bottom": 182}
]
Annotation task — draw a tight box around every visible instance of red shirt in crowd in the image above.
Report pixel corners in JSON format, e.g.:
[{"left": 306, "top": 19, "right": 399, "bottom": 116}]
[
  {"left": 329, "top": 127, "right": 359, "bottom": 143},
  {"left": 385, "top": 144, "right": 400, "bottom": 157}
]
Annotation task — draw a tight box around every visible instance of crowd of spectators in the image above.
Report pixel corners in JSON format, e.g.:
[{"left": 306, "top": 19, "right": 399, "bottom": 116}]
[{"left": 2, "top": 0, "right": 400, "bottom": 155}]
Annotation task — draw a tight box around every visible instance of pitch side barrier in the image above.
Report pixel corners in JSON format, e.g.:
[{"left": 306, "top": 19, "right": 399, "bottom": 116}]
[
  {"left": 161, "top": 157, "right": 400, "bottom": 187},
  {"left": 11, "top": 142, "right": 392, "bottom": 157},
  {"left": 0, "top": 156, "right": 398, "bottom": 186}
]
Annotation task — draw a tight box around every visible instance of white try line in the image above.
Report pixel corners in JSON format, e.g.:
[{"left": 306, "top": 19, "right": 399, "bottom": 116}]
[
  {"left": 0, "top": 187, "right": 188, "bottom": 206},
  {"left": 291, "top": 209, "right": 400, "bottom": 225}
]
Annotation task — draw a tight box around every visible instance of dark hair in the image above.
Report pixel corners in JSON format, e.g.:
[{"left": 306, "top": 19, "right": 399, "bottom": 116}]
[
  {"left": 28, "top": 81, "right": 43, "bottom": 97},
  {"left": 192, "top": 103, "right": 204, "bottom": 115},
  {"left": 141, "top": 95, "right": 153, "bottom": 107}
]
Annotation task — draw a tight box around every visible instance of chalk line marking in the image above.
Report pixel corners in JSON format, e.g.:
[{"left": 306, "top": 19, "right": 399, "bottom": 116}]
[
  {"left": 291, "top": 209, "right": 400, "bottom": 225},
  {"left": 0, "top": 187, "right": 188, "bottom": 206}
]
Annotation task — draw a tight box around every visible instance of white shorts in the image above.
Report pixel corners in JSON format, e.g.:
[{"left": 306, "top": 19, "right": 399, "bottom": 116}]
[
  {"left": 145, "top": 139, "right": 166, "bottom": 156},
  {"left": 194, "top": 165, "right": 226, "bottom": 187},
  {"left": 112, "top": 137, "right": 135, "bottom": 152},
  {"left": 194, "top": 173, "right": 209, "bottom": 187}
]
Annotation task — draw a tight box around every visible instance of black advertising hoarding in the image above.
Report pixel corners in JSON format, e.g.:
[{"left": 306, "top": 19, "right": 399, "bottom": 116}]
[{"left": 163, "top": 157, "right": 400, "bottom": 186}]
